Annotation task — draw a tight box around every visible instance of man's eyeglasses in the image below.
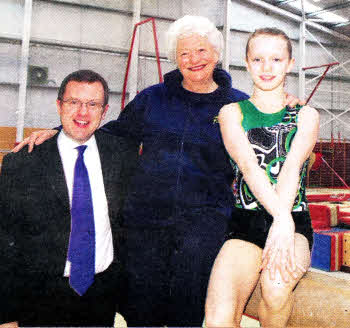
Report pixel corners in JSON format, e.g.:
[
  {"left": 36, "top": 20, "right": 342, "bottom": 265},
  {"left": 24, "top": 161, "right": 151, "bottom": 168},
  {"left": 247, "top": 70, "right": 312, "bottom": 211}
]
[{"left": 61, "top": 99, "right": 104, "bottom": 111}]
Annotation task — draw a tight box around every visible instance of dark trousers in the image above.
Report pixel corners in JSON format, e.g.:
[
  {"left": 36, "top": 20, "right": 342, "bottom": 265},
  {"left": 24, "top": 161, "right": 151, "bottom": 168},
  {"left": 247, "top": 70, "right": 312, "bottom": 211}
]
[
  {"left": 19, "top": 261, "right": 123, "bottom": 327},
  {"left": 119, "top": 211, "right": 228, "bottom": 326}
]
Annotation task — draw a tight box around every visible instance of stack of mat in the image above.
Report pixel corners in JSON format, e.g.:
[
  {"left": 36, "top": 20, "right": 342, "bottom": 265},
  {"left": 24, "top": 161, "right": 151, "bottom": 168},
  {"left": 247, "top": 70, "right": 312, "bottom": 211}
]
[
  {"left": 337, "top": 203, "right": 350, "bottom": 226},
  {"left": 342, "top": 232, "right": 350, "bottom": 272},
  {"left": 306, "top": 188, "right": 350, "bottom": 203},
  {"left": 311, "top": 228, "right": 349, "bottom": 271},
  {"left": 308, "top": 202, "right": 338, "bottom": 229},
  {"left": 306, "top": 189, "right": 350, "bottom": 272}
]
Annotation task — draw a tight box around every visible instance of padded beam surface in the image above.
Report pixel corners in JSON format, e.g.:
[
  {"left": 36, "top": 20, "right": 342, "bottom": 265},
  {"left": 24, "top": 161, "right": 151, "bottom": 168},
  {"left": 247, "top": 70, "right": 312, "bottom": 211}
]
[{"left": 245, "top": 271, "right": 350, "bottom": 327}]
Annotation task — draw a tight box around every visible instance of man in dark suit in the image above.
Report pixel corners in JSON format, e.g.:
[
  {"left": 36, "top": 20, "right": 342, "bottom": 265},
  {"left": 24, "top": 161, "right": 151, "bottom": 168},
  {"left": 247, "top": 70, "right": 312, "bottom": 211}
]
[{"left": 0, "top": 70, "right": 138, "bottom": 327}]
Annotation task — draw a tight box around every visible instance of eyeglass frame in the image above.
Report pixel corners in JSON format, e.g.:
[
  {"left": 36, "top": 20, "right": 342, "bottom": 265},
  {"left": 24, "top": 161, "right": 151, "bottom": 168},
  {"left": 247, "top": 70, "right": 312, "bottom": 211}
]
[{"left": 60, "top": 98, "right": 106, "bottom": 111}]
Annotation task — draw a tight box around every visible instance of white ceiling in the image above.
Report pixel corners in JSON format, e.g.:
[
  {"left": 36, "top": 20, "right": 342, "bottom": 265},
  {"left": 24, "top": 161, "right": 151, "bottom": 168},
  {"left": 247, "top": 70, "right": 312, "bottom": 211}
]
[{"left": 262, "top": 0, "right": 350, "bottom": 36}]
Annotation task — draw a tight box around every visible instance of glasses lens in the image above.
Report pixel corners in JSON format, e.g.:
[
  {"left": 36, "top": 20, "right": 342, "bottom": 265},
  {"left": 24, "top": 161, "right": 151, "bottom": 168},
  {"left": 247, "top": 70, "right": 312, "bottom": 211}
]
[
  {"left": 68, "top": 99, "right": 81, "bottom": 109},
  {"left": 64, "top": 99, "right": 102, "bottom": 110},
  {"left": 87, "top": 101, "right": 101, "bottom": 110}
]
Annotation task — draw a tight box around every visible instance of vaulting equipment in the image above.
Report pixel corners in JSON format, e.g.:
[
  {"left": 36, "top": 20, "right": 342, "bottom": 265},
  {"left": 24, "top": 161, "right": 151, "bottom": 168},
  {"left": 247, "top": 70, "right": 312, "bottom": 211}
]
[{"left": 245, "top": 271, "right": 350, "bottom": 327}]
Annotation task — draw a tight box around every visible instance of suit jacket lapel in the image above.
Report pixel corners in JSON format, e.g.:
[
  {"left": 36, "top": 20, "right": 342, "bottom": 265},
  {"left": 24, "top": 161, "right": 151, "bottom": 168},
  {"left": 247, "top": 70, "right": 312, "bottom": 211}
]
[
  {"left": 95, "top": 131, "right": 117, "bottom": 216},
  {"left": 39, "top": 135, "right": 70, "bottom": 210},
  {"left": 38, "top": 135, "right": 71, "bottom": 269}
]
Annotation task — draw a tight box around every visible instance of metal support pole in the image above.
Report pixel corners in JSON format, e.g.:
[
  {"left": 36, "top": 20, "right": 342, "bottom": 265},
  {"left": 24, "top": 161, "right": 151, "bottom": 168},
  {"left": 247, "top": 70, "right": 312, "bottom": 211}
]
[
  {"left": 303, "top": 62, "right": 339, "bottom": 104},
  {"left": 298, "top": 2, "right": 306, "bottom": 100},
  {"left": 128, "top": 0, "right": 141, "bottom": 104},
  {"left": 151, "top": 18, "right": 163, "bottom": 81},
  {"left": 16, "top": 0, "right": 32, "bottom": 143},
  {"left": 319, "top": 106, "right": 350, "bottom": 130},
  {"left": 121, "top": 18, "right": 162, "bottom": 110},
  {"left": 222, "top": 0, "right": 232, "bottom": 71}
]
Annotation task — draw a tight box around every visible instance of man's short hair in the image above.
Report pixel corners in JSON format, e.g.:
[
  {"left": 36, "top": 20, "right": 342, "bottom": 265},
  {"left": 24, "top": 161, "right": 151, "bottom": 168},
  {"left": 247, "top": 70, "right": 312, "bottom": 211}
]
[{"left": 57, "top": 70, "right": 109, "bottom": 106}]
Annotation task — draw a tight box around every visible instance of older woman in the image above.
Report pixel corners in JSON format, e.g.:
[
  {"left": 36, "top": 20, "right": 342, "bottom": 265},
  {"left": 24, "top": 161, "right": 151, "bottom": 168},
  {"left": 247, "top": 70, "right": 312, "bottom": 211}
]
[
  {"left": 13, "top": 16, "right": 300, "bottom": 326},
  {"left": 102, "top": 16, "right": 249, "bottom": 326}
]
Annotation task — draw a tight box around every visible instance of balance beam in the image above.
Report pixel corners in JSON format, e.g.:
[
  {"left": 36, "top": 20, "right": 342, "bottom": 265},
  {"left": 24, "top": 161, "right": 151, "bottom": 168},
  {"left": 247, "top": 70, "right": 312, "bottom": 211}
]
[{"left": 245, "top": 271, "right": 350, "bottom": 327}]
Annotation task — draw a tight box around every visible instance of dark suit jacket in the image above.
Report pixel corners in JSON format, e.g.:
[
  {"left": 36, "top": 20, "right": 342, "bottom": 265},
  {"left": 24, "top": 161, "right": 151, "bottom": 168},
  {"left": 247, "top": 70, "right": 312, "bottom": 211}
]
[{"left": 0, "top": 130, "right": 138, "bottom": 323}]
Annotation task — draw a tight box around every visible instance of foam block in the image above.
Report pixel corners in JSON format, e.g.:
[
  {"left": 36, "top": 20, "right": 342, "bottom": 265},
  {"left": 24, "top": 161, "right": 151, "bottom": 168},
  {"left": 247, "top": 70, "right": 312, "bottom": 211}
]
[
  {"left": 307, "top": 194, "right": 350, "bottom": 202},
  {"left": 308, "top": 204, "right": 331, "bottom": 230},
  {"left": 319, "top": 231, "right": 342, "bottom": 271},
  {"left": 315, "top": 202, "right": 338, "bottom": 226},
  {"left": 343, "top": 232, "right": 350, "bottom": 270},
  {"left": 311, "top": 233, "right": 333, "bottom": 271},
  {"left": 339, "top": 216, "right": 350, "bottom": 226},
  {"left": 311, "top": 230, "right": 345, "bottom": 271},
  {"left": 306, "top": 188, "right": 350, "bottom": 203},
  {"left": 337, "top": 205, "right": 350, "bottom": 218}
]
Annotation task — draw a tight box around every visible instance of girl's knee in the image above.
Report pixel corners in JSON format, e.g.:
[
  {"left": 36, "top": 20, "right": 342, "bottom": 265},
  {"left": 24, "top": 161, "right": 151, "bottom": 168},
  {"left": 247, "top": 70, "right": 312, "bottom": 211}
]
[{"left": 261, "top": 282, "right": 294, "bottom": 312}]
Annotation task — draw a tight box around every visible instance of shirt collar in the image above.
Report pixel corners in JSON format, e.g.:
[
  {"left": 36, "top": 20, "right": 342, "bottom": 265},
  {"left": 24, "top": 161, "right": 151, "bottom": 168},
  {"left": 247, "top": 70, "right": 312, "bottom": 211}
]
[{"left": 57, "top": 130, "right": 97, "bottom": 153}]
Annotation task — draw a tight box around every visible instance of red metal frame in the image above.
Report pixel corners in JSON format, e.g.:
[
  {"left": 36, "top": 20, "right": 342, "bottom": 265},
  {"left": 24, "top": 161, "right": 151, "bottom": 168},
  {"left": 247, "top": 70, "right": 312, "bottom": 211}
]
[
  {"left": 319, "top": 140, "right": 323, "bottom": 186},
  {"left": 302, "top": 62, "right": 339, "bottom": 104},
  {"left": 321, "top": 156, "right": 349, "bottom": 188},
  {"left": 121, "top": 17, "right": 163, "bottom": 110}
]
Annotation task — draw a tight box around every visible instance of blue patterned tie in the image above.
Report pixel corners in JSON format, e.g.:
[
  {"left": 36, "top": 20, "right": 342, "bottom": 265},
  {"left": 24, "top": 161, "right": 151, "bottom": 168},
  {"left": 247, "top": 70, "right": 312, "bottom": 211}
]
[{"left": 68, "top": 145, "right": 95, "bottom": 296}]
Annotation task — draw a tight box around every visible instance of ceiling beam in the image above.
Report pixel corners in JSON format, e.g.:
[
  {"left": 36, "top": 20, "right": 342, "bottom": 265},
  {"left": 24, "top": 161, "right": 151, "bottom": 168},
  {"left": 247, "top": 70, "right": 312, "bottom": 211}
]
[
  {"left": 276, "top": 0, "right": 297, "bottom": 6},
  {"left": 245, "top": 0, "right": 350, "bottom": 41},
  {"left": 307, "top": 1, "right": 350, "bottom": 18},
  {"left": 334, "top": 21, "right": 350, "bottom": 28}
]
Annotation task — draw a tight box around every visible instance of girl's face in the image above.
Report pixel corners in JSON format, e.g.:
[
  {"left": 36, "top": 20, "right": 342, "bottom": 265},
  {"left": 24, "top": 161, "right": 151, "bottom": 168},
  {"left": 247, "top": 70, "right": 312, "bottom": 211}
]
[{"left": 246, "top": 34, "right": 294, "bottom": 92}]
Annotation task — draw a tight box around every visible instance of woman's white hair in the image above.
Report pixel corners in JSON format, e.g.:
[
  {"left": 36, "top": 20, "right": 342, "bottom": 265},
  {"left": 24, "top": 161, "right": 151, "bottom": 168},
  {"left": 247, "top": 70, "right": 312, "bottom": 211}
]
[{"left": 166, "top": 15, "right": 224, "bottom": 63}]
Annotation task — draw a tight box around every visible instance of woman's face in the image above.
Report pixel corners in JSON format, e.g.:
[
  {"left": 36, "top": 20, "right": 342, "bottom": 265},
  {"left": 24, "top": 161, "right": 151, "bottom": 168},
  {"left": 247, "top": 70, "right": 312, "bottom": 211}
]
[
  {"left": 176, "top": 34, "right": 219, "bottom": 87},
  {"left": 246, "top": 35, "right": 294, "bottom": 92}
]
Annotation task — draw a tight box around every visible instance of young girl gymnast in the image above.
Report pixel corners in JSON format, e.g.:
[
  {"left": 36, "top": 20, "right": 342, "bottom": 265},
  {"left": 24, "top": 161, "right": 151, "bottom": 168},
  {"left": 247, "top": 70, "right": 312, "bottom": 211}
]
[{"left": 205, "top": 28, "right": 319, "bottom": 328}]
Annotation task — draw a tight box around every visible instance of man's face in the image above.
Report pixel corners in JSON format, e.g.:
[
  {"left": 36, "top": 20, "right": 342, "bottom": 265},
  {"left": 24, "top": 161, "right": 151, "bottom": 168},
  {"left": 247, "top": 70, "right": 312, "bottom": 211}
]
[{"left": 56, "top": 81, "right": 108, "bottom": 144}]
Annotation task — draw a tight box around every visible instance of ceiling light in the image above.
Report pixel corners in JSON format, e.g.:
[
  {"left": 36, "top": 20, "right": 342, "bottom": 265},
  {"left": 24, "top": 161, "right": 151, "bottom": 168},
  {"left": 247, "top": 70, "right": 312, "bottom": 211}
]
[{"left": 289, "top": 0, "right": 347, "bottom": 24}]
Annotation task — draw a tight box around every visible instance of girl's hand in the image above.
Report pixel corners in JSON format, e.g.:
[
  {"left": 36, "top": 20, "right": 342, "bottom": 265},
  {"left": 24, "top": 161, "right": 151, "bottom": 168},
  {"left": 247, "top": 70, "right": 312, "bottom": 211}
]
[{"left": 261, "top": 215, "right": 303, "bottom": 282}]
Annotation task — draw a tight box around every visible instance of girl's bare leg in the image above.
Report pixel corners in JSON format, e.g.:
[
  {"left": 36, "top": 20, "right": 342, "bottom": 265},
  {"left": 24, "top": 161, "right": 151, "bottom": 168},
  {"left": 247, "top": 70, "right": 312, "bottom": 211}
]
[
  {"left": 205, "top": 239, "right": 262, "bottom": 327},
  {"left": 258, "top": 233, "right": 311, "bottom": 328}
]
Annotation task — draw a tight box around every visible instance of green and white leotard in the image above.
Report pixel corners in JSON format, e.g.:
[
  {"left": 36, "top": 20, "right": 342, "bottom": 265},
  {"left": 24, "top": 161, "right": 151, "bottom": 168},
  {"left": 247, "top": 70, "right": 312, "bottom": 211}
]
[{"left": 231, "top": 99, "right": 309, "bottom": 212}]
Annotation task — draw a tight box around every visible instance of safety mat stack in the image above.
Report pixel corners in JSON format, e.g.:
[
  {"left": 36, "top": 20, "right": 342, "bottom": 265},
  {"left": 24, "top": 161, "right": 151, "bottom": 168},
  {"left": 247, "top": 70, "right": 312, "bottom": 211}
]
[
  {"left": 337, "top": 203, "right": 350, "bottom": 226},
  {"left": 311, "top": 229, "right": 349, "bottom": 271},
  {"left": 307, "top": 188, "right": 350, "bottom": 272},
  {"left": 343, "top": 232, "right": 350, "bottom": 272},
  {"left": 308, "top": 202, "right": 338, "bottom": 229},
  {"left": 306, "top": 188, "right": 350, "bottom": 203}
]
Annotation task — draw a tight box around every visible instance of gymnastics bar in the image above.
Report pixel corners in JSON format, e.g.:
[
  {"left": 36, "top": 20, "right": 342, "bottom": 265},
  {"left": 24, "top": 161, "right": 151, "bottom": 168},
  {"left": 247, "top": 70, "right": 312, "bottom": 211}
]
[
  {"left": 245, "top": 271, "right": 350, "bottom": 327},
  {"left": 303, "top": 62, "right": 339, "bottom": 105},
  {"left": 121, "top": 17, "right": 163, "bottom": 110}
]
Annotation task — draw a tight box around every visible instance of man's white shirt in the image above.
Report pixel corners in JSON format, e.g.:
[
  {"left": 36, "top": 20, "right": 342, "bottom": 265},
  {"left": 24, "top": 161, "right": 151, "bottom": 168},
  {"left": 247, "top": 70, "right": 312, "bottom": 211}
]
[{"left": 57, "top": 131, "right": 113, "bottom": 276}]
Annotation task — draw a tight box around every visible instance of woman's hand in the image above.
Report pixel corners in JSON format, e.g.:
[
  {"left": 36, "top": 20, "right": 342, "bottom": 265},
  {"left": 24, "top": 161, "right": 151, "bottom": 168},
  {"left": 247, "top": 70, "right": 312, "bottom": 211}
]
[
  {"left": 285, "top": 93, "right": 306, "bottom": 108},
  {"left": 261, "top": 215, "right": 304, "bottom": 282},
  {"left": 12, "top": 129, "right": 58, "bottom": 153}
]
